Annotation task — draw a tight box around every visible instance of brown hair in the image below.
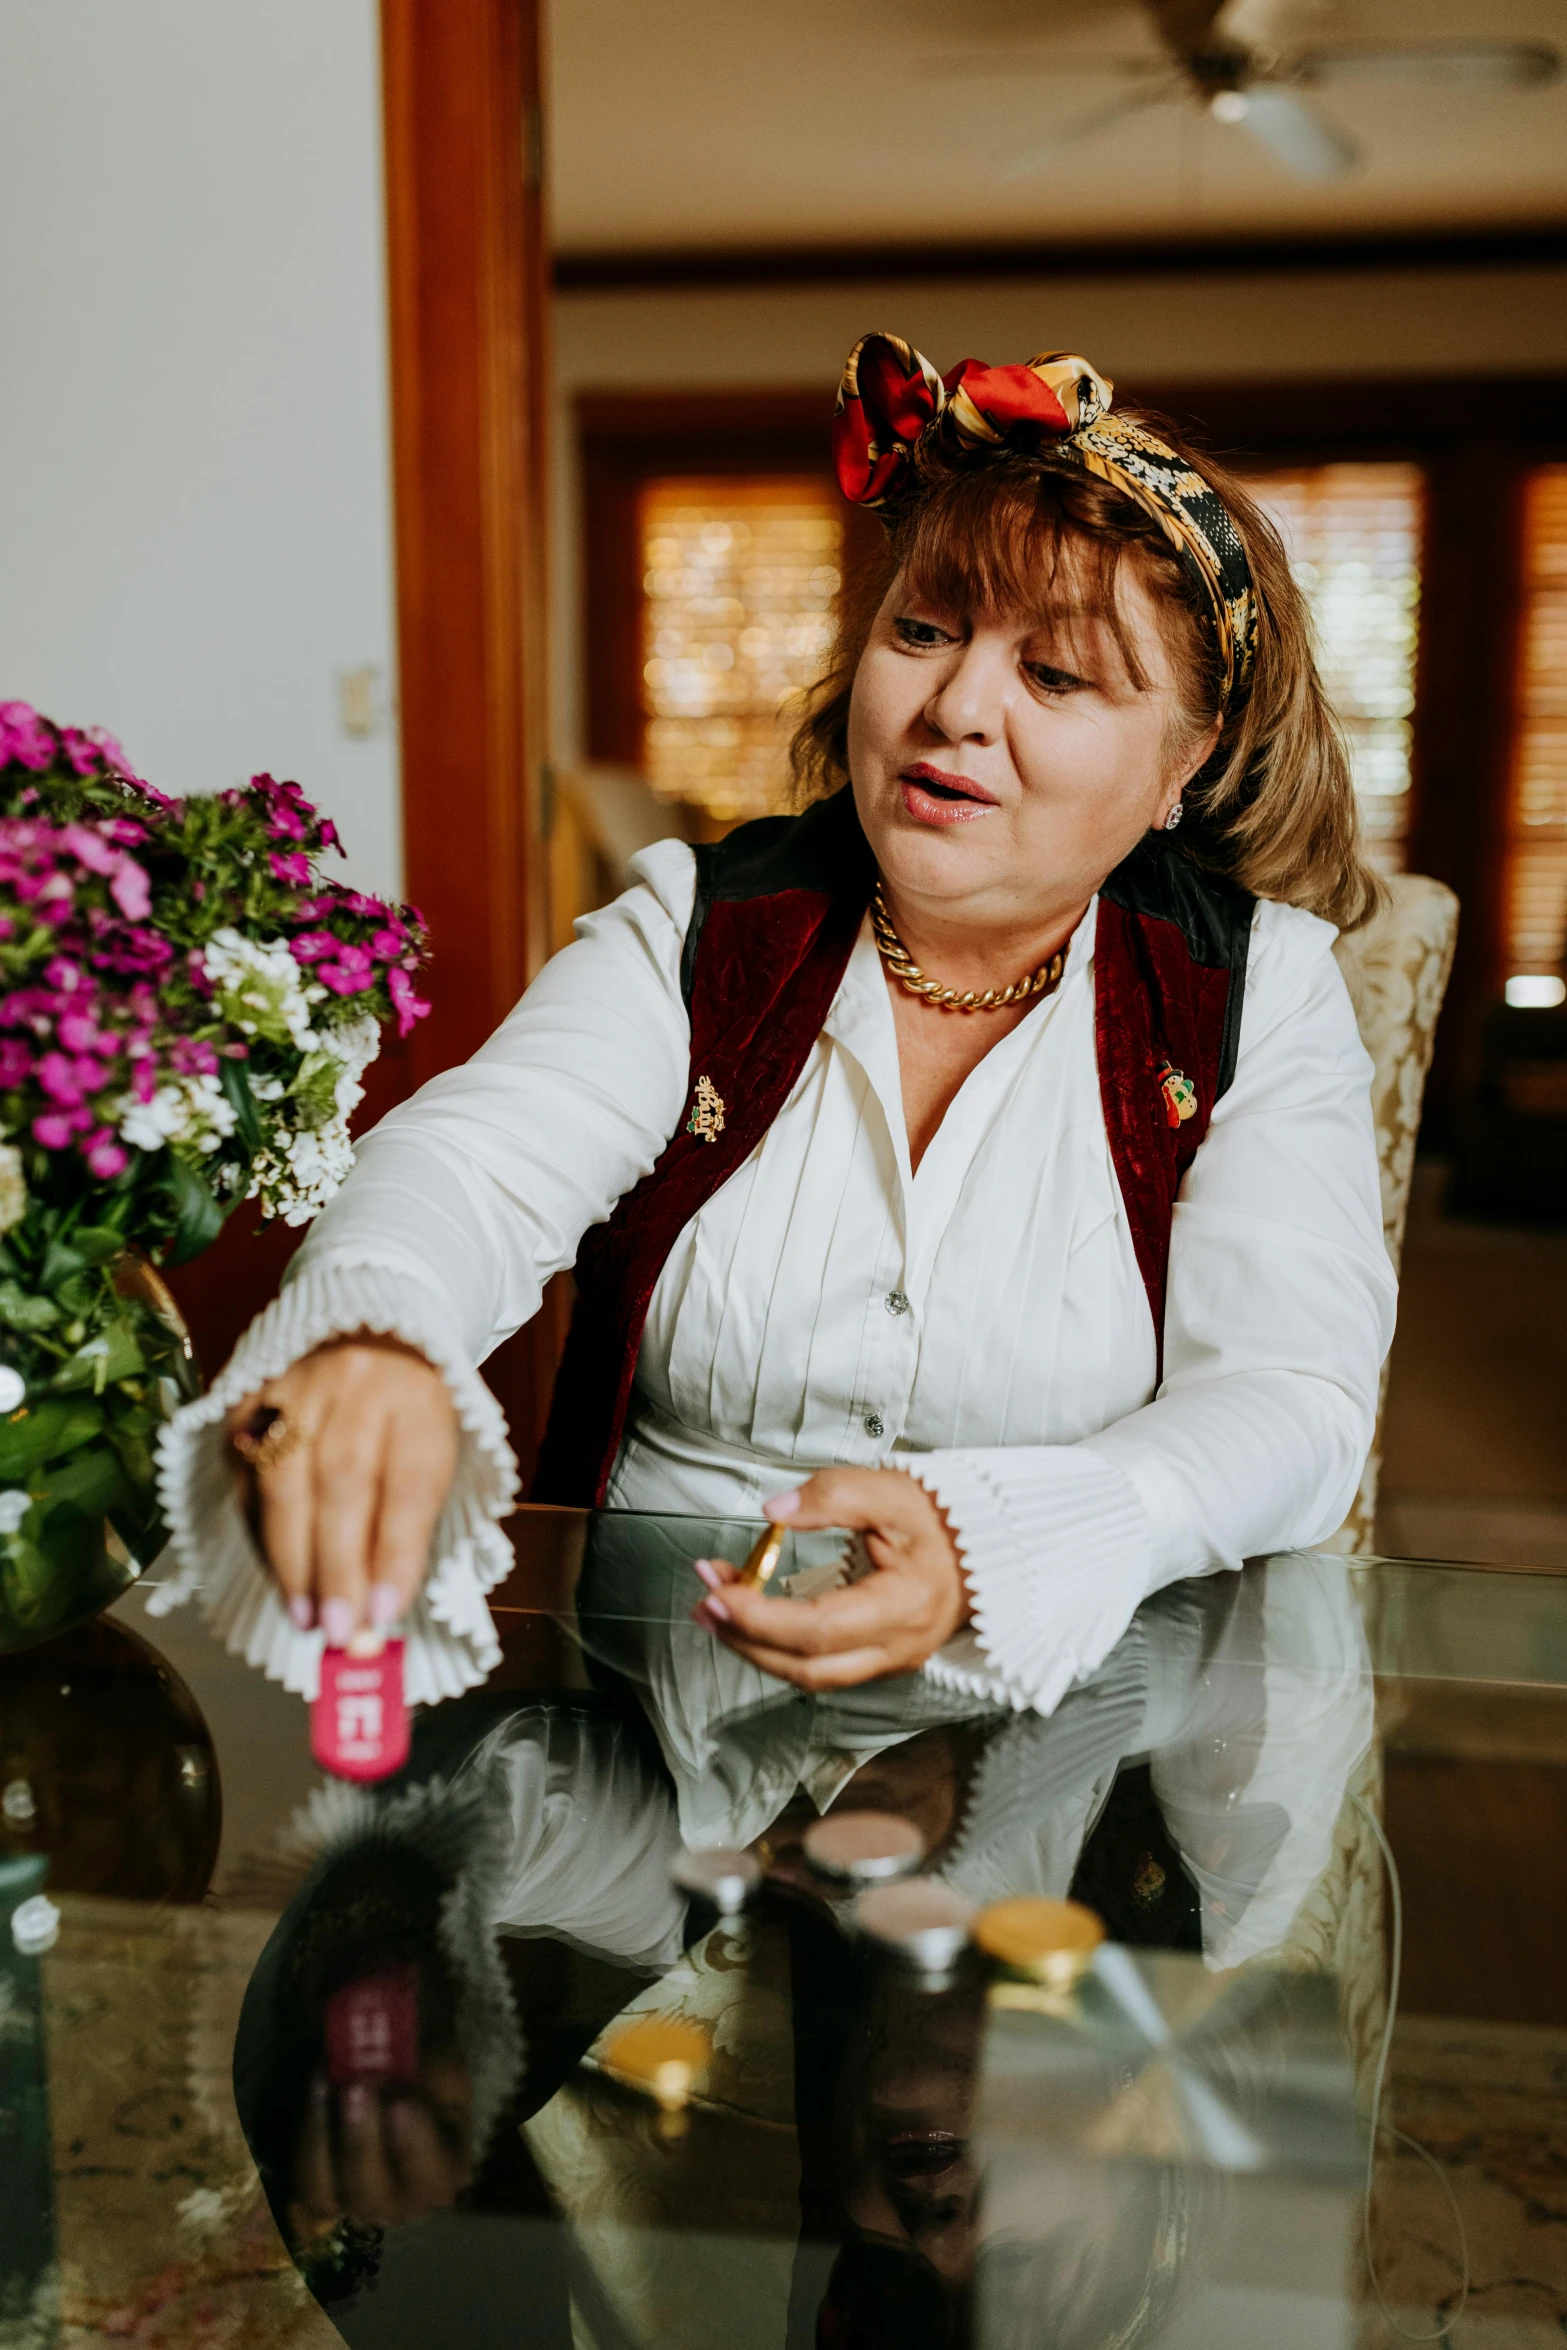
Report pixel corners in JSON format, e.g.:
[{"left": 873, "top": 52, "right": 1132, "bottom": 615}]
[{"left": 789, "top": 416, "right": 1382, "bottom": 931}]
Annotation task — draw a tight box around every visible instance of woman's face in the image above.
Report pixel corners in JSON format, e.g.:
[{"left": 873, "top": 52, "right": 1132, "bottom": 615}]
[{"left": 846, "top": 554, "right": 1218, "bottom": 925}]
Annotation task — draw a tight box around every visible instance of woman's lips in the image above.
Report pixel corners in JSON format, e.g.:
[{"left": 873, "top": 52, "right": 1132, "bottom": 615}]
[{"left": 898, "top": 766, "right": 998, "bottom": 826}]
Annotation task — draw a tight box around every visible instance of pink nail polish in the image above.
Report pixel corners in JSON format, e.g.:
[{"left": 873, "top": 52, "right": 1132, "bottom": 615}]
[
  {"left": 321, "top": 1598, "right": 354, "bottom": 1648},
  {"left": 368, "top": 1582, "right": 401, "bottom": 1629},
  {"left": 288, "top": 1594, "right": 315, "bottom": 1631},
  {"left": 693, "top": 1559, "right": 725, "bottom": 1592},
  {"left": 698, "top": 1595, "right": 731, "bottom": 1627},
  {"left": 765, "top": 1487, "right": 801, "bottom": 1520}
]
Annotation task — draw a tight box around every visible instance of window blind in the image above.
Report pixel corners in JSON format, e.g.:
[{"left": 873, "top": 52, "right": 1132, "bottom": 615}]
[
  {"left": 639, "top": 476, "right": 842, "bottom": 822},
  {"left": 1248, "top": 463, "right": 1425, "bottom": 877},
  {"left": 1503, "top": 466, "right": 1567, "bottom": 1004}
]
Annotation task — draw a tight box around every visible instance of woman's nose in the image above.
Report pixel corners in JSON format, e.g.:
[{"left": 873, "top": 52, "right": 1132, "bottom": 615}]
[{"left": 923, "top": 643, "right": 1007, "bottom": 743}]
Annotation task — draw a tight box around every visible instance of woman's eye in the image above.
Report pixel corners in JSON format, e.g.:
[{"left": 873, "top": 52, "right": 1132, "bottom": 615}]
[
  {"left": 1026, "top": 662, "right": 1087, "bottom": 696},
  {"left": 892, "top": 616, "right": 953, "bottom": 650}
]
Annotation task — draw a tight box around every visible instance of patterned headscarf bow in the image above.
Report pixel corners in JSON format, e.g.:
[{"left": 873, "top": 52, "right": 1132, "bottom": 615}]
[{"left": 833, "top": 330, "right": 1257, "bottom": 705}]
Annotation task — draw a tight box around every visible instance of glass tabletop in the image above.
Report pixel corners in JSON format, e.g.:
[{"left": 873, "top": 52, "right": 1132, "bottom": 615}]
[{"left": 4, "top": 1511, "right": 1567, "bottom": 2349}]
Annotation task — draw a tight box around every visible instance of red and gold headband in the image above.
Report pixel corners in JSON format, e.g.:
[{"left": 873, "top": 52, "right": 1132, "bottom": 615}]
[{"left": 832, "top": 331, "right": 1257, "bottom": 706}]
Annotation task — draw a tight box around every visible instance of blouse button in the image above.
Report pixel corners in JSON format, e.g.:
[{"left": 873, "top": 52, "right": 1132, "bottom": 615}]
[
  {"left": 864, "top": 1412, "right": 885, "bottom": 1439},
  {"left": 884, "top": 1291, "right": 910, "bottom": 1317}
]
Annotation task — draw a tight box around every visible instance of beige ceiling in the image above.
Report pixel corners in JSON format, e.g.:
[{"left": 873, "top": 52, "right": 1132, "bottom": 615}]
[{"left": 549, "top": 0, "right": 1567, "bottom": 250}]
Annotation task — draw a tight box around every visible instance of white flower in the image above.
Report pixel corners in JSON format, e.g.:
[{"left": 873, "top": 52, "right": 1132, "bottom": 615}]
[
  {"left": 114, "top": 1073, "right": 238, "bottom": 1157},
  {"left": 0, "top": 1144, "right": 26, "bottom": 1236},
  {"left": 201, "top": 927, "right": 320, "bottom": 1051},
  {"left": 0, "top": 1488, "right": 30, "bottom": 1533}
]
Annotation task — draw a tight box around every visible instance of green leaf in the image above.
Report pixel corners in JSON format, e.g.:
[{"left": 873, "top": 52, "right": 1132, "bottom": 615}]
[
  {"left": 51, "top": 1321, "right": 147, "bottom": 1393},
  {"left": 39, "top": 1441, "right": 132, "bottom": 1519},
  {"left": 292, "top": 1049, "right": 342, "bottom": 1130},
  {"left": 218, "top": 1053, "right": 267, "bottom": 1156},
  {"left": 41, "top": 1236, "right": 87, "bottom": 1288},
  {"left": 0, "top": 1397, "right": 105, "bottom": 1482},
  {"left": 0, "top": 1280, "right": 60, "bottom": 1333},
  {"left": 164, "top": 1156, "right": 226, "bottom": 1266},
  {"left": 73, "top": 1225, "right": 127, "bottom": 1266}
]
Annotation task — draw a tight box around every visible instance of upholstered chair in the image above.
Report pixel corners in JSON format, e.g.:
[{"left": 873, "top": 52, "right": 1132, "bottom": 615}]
[
  {"left": 1329, "top": 873, "right": 1461, "bottom": 1555},
  {"left": 1290, "top": 873, "right": 1459, "bottom": 2093}
]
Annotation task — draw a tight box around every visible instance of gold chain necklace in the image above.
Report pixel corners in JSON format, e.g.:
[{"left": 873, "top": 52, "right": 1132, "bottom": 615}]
[{"left": 871, "top": 885, "right": 1065, "bottom": 1014}]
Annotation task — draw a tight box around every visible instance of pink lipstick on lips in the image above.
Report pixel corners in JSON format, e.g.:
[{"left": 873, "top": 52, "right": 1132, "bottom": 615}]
[{"left": 898, "top": 763, "right": 1000, "bottom": 825}]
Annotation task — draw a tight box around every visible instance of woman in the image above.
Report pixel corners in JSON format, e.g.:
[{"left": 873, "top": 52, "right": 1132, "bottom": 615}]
[{"left": 159, "top": 334, "right": 1395, "bottom": 1714}]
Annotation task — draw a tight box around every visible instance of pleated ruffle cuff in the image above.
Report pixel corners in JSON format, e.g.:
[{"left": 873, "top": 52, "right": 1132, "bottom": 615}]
[
  {"left": 908, "top": 1446, "right": 1154, "bottom": 1716},
  {"left": 148, "top": 1256, "right": 519, "bottom": 1705}
]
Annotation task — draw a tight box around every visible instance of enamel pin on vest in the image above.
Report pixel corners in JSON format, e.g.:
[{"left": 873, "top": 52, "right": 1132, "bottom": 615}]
[
  {"left": 686, "top": 1074, "right": 725, "bottom": 1144},
  {"left": 1159, "top": 1064, "right": 1199, "bottom": 1128}
]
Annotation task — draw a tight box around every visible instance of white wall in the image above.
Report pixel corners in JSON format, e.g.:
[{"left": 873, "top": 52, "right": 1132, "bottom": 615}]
[
  {"left": 553, "top": 262, "right": 1567, "bottom": 765},
  {"left": 0, "top": 0, "right": 401, "bottom": 899}
]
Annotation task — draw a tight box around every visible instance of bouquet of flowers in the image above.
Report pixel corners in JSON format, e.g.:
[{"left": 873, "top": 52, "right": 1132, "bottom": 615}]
[{"left": 0, "top": 700, "right": 429, "bottom": 1643}]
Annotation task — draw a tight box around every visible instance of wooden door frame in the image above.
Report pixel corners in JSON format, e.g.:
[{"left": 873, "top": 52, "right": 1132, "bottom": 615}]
[{"left": 380, "top": 0, "right": 565, "bottom": 1482}]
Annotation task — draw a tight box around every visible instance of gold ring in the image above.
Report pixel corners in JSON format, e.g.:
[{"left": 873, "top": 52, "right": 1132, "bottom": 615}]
[{"left": 232, "top": 1407, "right": 303, "bottom": 1476}]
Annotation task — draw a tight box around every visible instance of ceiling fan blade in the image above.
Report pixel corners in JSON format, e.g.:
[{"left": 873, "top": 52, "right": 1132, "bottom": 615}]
[
  {"left": 1228, "top": 86, "right": 1358, "bottom": 180},
  {"left": 1002, "top": 81, "right": 1180, "bottom": 180},
  {"left": 1299, "top": 40, "right": 1560, "bottom": 89},
  {"left": 914, "top": 52, "right": 1175, "bottom": 84}
]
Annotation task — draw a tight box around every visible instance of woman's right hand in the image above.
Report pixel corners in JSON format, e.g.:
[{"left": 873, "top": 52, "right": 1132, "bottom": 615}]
[{"left": 226, "top": 1335, "right": 459, "bottom": 1643}]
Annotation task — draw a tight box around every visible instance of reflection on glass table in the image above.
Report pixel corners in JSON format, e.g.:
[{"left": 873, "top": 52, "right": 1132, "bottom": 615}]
[{"left": 3, "top": 1509, "right": 1567, "bottom": 2348}]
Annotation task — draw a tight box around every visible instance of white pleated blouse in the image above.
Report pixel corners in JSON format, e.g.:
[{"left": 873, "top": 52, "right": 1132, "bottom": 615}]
[{"left": 153, "top": 838, "right": 1396, "bottom": 1715}]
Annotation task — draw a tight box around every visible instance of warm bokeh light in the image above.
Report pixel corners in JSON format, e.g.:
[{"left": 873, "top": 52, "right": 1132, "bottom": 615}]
[
  {"left": 1503, "top": 466, "right": 1567, "bottom": 984},
  {"left": 639, "top": 476, "right": 842, "bottom": 822},
  {"left": 1251, "top": 463, "right": 1425, "bottom": 876}
]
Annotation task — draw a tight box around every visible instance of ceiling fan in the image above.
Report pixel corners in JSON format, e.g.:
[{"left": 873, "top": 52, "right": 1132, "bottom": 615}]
[{"left": 925, "top": 1, "right": 1562, "bottom": 182}]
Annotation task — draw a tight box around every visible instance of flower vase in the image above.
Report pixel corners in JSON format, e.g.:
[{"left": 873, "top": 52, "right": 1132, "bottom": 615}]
[{"left": 0, "top": 1254, "right": 199, "bottom": 1655}]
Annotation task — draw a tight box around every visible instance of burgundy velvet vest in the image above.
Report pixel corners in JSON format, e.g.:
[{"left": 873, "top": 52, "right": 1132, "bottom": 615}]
[{"left": 531, "top": 788, "right": 1252, "bottom": 1506}]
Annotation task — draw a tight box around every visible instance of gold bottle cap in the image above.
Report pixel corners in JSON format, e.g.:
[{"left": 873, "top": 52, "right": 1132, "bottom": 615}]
[
  {"left": 971, "top": 1897, "right": 1105, "bottom": 1988},
  {"left": 601, "top": 2015, "right": 712, "bottom": 2113},
  {"left": 738, "top": 1522, "right": 787, "bottom": 1589},
  {"left": 803, "top": 1810, "right": 925, "bottom": 1885}
]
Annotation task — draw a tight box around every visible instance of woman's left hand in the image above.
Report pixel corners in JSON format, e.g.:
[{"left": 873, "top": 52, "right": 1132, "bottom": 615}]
[{"left": 691, "top": 1469, "right": 969, "bottom": 1690}]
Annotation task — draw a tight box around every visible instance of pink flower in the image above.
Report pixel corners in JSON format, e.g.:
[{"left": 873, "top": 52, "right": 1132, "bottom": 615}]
[
  {"left": 130, "top": 1061, "right": 157, "bottom": 1104},
  {"left": 109, "top": 857, "right": 151, "bottom": 920},
  {"left": 0, "top": 702, "right": 55, "bottom": 773},
  {"left": 36, "top": 1051, "right": 101, "bottom": 1108},
  {"left": 246, "top": 773, "right": 314, "bottom": 841},
  {"left": 370, "top": 926, "right": 406, "bottom": 959},
  {"left": 318, "top": 946, "right": 376, "bottom": 995},
  {"left": 57, "top": 1011, "right": 102, "bottom": 1053},
  {"left": 58, "top": 729, "right": 105, "bottom": 779},
  {"left": 83, "top": 1131, "right": 129, "bottom": 1180},
  {"left": 45, "top": 957, "right": 84, "bottom": 994},
  {"left": 288, "top": 930, "right": 338, "bottom": 965},
  {"left": 388, "top": 965, "right": 431, "bottom": 1037},
  {"left": 33, "top": 1111, "right": 77, "bottom": 1149},
  {"left": 269, "top": 851, "right": 311, "bottom": 886},
  {"left": 0, "top": 1039, "right": 32, "bottom": 1087},
  {"left": 60, "top": 822, "right": 122, "bottom": 876}
]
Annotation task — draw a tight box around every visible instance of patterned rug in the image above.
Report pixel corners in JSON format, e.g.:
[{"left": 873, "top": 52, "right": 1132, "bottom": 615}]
[{"left": 1361, "top": 2013, "right": 1567, "bottom": 2347}]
